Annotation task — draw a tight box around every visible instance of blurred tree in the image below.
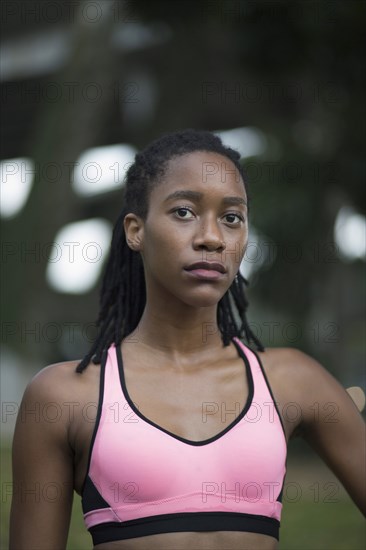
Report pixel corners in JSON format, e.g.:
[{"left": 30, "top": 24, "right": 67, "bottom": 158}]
[{"left": 1, "top": 0, "right": 365, "bottom": 378}]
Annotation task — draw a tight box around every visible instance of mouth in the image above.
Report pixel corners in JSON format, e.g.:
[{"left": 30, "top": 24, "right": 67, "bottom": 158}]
[{"left": 184, "top": 261, "right": 227, "bottom": 281}]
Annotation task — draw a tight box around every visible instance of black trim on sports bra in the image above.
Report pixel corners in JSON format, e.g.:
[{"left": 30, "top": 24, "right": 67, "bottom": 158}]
[
  {"left": 89, "top": 511, "right": 280, "bottom": 544},
  {"left": 116, "top": 338, "right": 254, "bottom": 446},
  {"left": 248, "top": 345, "right": 288, "bottom": 503},
  {"left": 248, "top": 346, "right": 287, "bottom": 442},
  {"left": 80, "top": 348, "right": 108, "bottom": 496}
]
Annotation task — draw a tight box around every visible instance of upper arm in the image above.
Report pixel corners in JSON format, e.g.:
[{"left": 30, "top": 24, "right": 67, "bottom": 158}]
[
  {"left": 290, "top": 349, "right": 366, "bottom": 516},
  {"left": 9, "top": 366, "right": 75, "bottom": 550}
]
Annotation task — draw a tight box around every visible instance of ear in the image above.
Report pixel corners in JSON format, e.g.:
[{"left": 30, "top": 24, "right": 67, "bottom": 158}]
[{"left": 123, "top": 213, "right": 144, "bottom": 252}]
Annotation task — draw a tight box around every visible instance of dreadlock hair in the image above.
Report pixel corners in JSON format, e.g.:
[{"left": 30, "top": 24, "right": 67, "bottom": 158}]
[{"left": 75, "top": 128, "right": 264, "bottom": 373}]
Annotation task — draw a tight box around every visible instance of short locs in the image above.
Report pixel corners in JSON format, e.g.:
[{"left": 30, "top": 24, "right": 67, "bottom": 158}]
[{"left": 75, "top": 129, "right": 264, "bottom": 373}]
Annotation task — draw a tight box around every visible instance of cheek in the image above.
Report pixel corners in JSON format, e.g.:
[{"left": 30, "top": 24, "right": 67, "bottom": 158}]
[
  {"left": 224, "top": 231, "right": 248, "bottom": 267},
  {"left": 143, "top": 223, "right": 186, "bottom": 266}
]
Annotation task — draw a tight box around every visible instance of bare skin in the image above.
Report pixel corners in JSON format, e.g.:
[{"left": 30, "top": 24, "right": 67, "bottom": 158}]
[{"left": 10, "top": 152, "right": 366, "bottom": 549}]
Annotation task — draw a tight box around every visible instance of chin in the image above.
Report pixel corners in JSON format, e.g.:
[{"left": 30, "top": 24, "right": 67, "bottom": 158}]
[{"left": 183, "top": 290, "right": 225, "bottom": 309}]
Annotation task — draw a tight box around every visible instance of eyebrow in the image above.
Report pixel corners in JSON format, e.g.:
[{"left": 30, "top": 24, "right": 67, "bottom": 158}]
[{"left": 163, "top": 190, "right": 247, "bottom": 207}]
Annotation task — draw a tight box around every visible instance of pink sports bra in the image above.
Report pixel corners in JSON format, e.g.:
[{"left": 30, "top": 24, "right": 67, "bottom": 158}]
[{"left": 81, "top": 337, "right": 287, "bottom": 545}]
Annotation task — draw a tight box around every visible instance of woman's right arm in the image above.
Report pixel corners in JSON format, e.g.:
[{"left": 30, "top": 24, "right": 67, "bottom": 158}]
[{"left": 9, "top": 365, "right": 75, "bottom": 550}]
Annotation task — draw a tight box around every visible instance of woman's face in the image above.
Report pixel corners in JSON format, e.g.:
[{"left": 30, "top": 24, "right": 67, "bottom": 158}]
[{"left": 126, "top": 150, "right": 248, "bottom": 309}]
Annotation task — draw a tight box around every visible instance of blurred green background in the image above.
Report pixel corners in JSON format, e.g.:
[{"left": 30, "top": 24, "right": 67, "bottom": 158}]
[{"left": 1, "top": 0, "right": 365, "bottom": 548}]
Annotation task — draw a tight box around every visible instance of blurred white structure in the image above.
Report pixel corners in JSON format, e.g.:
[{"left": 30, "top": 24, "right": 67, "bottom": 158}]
[
  {"left": 334, "top": 206, "right": 366, "bottom": 261},
  {"left": 0, "top": 158, "right": 34, "bottom": 218},
  {"left": 73, "top": 143, "right": 137, "bottom": 196},
  {"left": 46, "top": 218, "right": 112, "bottom": 293},
  {"left": 216, "top": 127, "right": 267, "bottom": 159}
]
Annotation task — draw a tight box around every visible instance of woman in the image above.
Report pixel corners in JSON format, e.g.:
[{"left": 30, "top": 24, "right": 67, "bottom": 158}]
[{"left": 10, "top": 130, "right": 365, "bottom": 549}]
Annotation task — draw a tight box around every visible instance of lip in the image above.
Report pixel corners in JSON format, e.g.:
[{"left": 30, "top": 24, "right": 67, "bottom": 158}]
[
  {"left": 183, "top": 261, "right": 227, "bottom": 281},
  {"left": 184, "top": 261, "right": 227, "bottom": 274}
]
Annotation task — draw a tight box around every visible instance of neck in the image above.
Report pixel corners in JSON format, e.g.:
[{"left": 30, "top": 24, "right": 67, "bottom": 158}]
[{"left": 125, "top": 302, "right": 225, "bottom": 362}]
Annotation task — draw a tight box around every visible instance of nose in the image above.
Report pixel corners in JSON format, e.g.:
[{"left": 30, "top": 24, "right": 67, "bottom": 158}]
[{"left": 192, "top": 214, "right": 226, "bottom": 252}]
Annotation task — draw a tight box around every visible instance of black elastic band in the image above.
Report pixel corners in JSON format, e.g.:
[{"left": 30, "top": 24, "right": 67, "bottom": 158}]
[{"left": 89, "top": 511, "right": 279, "bottom": 544}]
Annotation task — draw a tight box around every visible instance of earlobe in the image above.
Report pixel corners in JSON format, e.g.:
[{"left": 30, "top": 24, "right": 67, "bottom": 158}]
[{"left": 123, "top": 213, "right": 144, "bottom": 251}]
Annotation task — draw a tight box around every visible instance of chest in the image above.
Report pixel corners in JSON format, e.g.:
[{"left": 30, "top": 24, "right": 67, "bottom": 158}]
[
  {"left": 71, "top": 346, "right": 295, "bottom": 494},
  {"left": 122, "top": 356, "right": 248, "bottom": 442},
  {"left": 71, "top": 354, "right": 247, "bottom": 490}
]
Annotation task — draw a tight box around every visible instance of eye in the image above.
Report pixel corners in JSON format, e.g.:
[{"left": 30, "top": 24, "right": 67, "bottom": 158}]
[
  {"left": 224, "top": 212, "right": 245, "bottom": 225},
  {"left": 172, "top": 207, "right": 195, "bottom": 219}
]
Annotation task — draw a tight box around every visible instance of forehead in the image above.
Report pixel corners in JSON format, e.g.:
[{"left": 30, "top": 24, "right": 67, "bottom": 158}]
[{"left": 154, "top": 150, "right": 246, "bottom": 200}]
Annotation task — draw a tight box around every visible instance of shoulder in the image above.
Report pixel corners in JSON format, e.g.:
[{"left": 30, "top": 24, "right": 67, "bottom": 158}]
[
  {"left": 256, "top": 345, "right": 334, "bottom": 389},
  {"left": 24, "top": 358, "right": 90, "bottom": 397},
  {"left": 20, "top": 358, "right": 101, "bottom": 430},
  {"left": 255, "top": 345, "right": 360, "bottom": 427},
  {"left": 256, "top": 345, "right": 320, "bottom": 369}
]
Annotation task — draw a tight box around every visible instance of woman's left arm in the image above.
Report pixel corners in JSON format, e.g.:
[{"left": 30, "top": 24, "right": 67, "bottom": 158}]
[{"left": 289, "top": 349, "right": 366, "bottom": 516}]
